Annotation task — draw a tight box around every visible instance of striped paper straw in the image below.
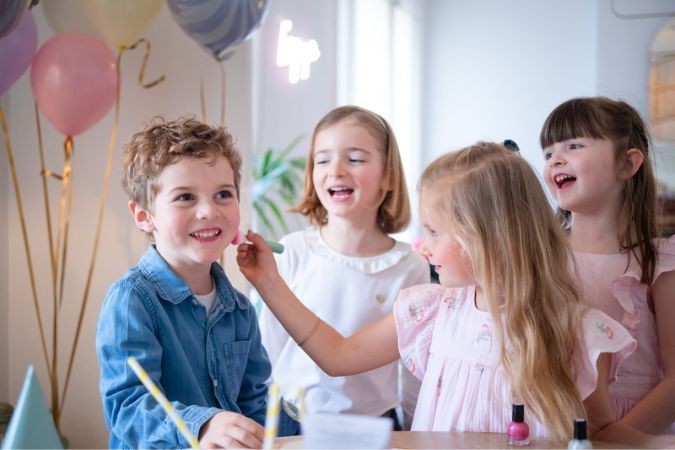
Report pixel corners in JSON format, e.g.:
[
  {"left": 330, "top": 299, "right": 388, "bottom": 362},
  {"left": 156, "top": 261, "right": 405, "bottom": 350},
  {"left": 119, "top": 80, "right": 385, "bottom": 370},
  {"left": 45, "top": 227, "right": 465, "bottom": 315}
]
[
  {"left": 262, "top": 384, "right": 281, "bottom": 449},
  {"left": 296, "top": 388, "right": 306, "bottom": 421},
  {"left": 127, "top": 357, "right": 199, "bottom": 449}
]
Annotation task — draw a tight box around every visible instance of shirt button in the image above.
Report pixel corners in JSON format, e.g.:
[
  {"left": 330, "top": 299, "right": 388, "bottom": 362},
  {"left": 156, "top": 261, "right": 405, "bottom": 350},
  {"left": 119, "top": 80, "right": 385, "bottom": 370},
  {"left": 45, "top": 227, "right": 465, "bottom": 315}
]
[
  {"left": 213, "top": 379, "right": 218, "bottom": 387},
  {"left": 375, "top": 294, "right": 385, "bottom": 304},
  {"left": 192, "top": 300, "right": 198, "bottom": 306}
]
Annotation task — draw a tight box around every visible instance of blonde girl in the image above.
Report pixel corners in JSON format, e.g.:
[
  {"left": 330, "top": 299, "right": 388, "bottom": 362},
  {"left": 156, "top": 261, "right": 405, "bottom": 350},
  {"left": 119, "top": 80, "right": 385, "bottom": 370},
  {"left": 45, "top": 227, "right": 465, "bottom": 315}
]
[
  {"left": 240, "top": 142, "right": 673, "bottom": 447},
  {"left": 541, "top": 96, "right": 675, "bottom": 434},
  {"left": 258, "top": 105, "right": 429, "bottom": 428}
]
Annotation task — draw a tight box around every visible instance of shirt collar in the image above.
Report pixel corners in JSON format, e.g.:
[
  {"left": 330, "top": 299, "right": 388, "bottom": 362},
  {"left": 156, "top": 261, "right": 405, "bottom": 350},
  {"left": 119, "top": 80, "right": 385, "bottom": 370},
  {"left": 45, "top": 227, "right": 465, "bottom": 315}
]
[{"left": 138, "top": 245, "right": 248, "bottom": 312}]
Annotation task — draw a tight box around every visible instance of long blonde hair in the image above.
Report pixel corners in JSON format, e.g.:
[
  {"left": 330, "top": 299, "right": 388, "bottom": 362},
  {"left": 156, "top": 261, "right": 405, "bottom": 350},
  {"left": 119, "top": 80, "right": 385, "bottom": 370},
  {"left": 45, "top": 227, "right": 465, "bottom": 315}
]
[{"left": 420, "top": 142, "right": 586, "bottom": 442}]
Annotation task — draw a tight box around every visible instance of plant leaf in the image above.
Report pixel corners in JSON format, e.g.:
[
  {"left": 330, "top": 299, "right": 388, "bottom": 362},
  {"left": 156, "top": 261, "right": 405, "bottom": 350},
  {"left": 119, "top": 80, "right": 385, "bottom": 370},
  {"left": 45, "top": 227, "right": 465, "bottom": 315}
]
[{"left": 253, "top": 202, "right": 274, "bottom": 236}]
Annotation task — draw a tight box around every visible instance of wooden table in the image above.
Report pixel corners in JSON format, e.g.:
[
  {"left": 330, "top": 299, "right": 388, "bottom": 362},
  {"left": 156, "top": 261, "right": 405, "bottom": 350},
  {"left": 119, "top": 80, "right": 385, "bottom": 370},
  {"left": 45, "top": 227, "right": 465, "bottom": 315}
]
[{"left": 276, "top": 431, "right": 629, "bottom": 449}]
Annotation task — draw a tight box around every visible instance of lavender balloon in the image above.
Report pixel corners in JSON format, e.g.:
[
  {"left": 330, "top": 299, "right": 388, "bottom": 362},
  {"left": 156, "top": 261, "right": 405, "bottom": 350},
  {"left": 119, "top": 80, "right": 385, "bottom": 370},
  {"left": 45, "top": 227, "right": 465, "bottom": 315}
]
[
  {"left": 167, "top": 0, "right": 268, "bottom": 61},
  {"left": 0, "top": 9, "right": 36, "bottom": 96}
]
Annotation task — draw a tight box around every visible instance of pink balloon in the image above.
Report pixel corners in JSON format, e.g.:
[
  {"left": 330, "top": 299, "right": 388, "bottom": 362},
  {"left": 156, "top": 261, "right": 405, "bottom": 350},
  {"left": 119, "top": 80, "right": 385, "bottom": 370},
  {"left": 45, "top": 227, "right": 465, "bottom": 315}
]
[
  {"left": 0, "top": 10, "right": 37, "bottom": 96},
  {"left": 30, "top": 32, "right": 118, "bottom": 137}
]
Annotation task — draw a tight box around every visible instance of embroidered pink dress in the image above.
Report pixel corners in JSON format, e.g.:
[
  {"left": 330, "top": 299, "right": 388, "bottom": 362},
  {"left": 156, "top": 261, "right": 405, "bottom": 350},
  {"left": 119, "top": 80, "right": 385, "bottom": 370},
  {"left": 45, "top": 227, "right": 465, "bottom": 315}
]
[
  {"left": 394, "top": 284, "right": 636, "bottom": 436},
  {"left": 574, "top": 237, "right": 675, "bottom": 433}
]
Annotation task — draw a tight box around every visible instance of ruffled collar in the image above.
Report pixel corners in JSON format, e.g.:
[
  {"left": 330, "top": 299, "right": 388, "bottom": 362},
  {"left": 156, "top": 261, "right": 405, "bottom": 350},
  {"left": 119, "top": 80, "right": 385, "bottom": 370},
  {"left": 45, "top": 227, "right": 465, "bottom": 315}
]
[{"left": 304, "top": 226, "right": 413, "bottom": 274}]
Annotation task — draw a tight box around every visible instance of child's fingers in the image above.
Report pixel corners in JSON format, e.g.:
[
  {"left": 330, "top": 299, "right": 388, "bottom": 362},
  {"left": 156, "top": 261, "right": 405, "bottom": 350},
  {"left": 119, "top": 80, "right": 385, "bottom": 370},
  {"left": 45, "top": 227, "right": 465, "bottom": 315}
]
[
  {"left": 212, "top": 424, "right": 262, "bottom": 449},
  {"left": 236, "top": 244, "right": 257, "bottom": 268},
  {"left": 227, "top": 426, "right": 263, "bottom": 449},
  {"left": 227, "top": 414, "right": 265, "bottom": 438},
  {"left": 245, "top": 230, "right": 272, "bottom": 253}
]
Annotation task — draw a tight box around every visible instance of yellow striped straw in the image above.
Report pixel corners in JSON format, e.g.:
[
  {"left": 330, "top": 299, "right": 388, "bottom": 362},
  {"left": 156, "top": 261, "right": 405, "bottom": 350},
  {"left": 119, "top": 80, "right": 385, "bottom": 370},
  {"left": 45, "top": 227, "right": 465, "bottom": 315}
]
[
  {"left": 127, "top": 357, "right": 199, "bottom": 449},
  {"left": 296, "top": 387, "right": 306, "bottom": 421},
  {"left": 262, "top": 384, "right": 281, "bottom": 450}
]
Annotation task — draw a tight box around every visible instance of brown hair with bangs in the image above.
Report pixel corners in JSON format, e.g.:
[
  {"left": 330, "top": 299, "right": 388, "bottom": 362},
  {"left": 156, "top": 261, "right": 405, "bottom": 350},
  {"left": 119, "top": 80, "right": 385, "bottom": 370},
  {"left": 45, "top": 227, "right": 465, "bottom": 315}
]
[
  {"left": 292, "top": 105, "right": 411, "bottom": 233},
  {"left": 540, "top": 97, "right": 659, "bottom": 285},
  {"left": 121, "top": 115, "right": 242, "bottom": 213}
]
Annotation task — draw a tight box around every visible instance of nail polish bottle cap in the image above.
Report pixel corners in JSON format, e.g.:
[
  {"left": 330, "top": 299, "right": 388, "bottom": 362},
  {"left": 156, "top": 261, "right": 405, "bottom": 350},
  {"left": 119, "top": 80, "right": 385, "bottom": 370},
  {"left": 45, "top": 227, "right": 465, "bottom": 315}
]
[
  {"left": 512, "top": 404, "right": 525, "bottom": 423},
  {"left": 573, "top": 418, "right": 588, "bottom": 440}
]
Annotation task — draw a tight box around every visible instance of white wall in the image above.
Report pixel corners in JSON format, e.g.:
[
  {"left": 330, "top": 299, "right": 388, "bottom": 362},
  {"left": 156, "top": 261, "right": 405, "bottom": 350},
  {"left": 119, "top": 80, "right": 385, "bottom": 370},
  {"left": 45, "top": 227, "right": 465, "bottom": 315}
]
[
  {"left": 423, "top": 0, "right": 671, "bottom": 178},
  {"left": 423, "top": 0, "right": 597, "bottom": 175}
]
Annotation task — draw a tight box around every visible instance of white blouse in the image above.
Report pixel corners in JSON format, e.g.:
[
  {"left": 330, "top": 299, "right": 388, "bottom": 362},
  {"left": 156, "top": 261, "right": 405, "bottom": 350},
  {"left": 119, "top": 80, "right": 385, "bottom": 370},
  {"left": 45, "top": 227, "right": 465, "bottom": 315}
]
[{"left": 259, "top": 226, "right": 430, "bottom": 416}]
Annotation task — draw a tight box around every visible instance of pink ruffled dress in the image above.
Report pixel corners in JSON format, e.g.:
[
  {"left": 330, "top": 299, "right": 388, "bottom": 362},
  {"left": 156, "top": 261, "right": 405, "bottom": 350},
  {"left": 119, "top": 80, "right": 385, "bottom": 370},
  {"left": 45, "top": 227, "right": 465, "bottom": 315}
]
[
  {"left": 573, "top": 237, "right": 675, "bottom": 433},
  {"left": 394, "top": 284, "right": 636, "bottom": 437}
]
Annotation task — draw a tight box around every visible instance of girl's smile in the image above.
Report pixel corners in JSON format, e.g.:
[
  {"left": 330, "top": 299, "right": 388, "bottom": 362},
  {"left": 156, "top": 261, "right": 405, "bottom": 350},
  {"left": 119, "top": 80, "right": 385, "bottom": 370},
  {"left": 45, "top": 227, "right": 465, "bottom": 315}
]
[
  {"left": 543, "top": 137, "right": 624, "bottom": 215},
  {"left": 312, "top": 120, "right": 387, "bottom": 224}
]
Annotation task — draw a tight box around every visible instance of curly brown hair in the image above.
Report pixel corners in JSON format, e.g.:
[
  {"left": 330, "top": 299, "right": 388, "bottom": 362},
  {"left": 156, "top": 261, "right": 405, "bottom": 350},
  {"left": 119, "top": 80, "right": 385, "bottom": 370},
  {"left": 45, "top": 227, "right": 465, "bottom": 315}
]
[{"left": 121, "top": 116, "right": 242, "bottom": 212}]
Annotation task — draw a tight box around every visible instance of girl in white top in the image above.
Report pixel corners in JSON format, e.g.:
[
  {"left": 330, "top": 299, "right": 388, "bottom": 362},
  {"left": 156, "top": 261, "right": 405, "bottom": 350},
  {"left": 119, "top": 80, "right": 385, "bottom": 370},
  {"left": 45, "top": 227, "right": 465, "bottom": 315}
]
[
  {"left": 258, "top": 106, "right": 429, "bottom": 426},
  {"left": 241, "top": 142, "right": 674, "bottom": 447}
]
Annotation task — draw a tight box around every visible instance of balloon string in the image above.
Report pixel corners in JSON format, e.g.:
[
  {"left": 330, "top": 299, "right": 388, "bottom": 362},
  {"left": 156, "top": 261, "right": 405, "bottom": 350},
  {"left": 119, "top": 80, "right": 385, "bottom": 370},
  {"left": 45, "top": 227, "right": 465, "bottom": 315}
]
[
  {"left": 198, "top": 62, "right": 227, "bottom": 126},
  {"left": 41, "top": 169, "right": 62, "bottom": 180},
  {"left": 34, "top": 102, "right": 58, "bottom": 313},
  {"left": 60, "top": 47, "right": 123, "bottom": 414},
  {"left": 53, "top": 137, "right": 72, "bottom": 313},
  {"left": 0, "top": 106, "right": 52, "bottom": 387},
  {"left": 34, "top": 103, "right": 62, "bottom": 424},
  {"left": 57, "top": 138, "right": 73, "bottom": 311},
  {"left": 49, "top": 136, "right": 74, "bottom": 427},
  {"left": 200, "top": 75, "right": 207, "bottom": 123},
  {"left": 125, "top": 38, "right": 166, "bottom": 88},
  {"left": 220, "top": 61, "right": 226, "bottom": 126},
  {"left": 53, "top": 136, "right": 71, "bottom": 302}
]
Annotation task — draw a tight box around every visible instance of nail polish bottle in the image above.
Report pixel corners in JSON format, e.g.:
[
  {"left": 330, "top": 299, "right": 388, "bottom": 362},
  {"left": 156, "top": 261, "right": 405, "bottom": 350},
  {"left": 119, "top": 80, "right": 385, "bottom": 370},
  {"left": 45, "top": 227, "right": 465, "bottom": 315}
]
[
  {"left": 507, "top": 404, "right": 530, "bottom": 446},
  {"left": 568, "top": 418, "right": 592, "bottom": 449}
]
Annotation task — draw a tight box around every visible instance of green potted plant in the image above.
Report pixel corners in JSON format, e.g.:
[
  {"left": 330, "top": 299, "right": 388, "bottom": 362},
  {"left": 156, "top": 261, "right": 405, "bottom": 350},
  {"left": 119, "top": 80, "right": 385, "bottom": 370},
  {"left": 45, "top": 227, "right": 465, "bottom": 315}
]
[{"left": 252, "top": 136, "right": 306, "bottom": 240}]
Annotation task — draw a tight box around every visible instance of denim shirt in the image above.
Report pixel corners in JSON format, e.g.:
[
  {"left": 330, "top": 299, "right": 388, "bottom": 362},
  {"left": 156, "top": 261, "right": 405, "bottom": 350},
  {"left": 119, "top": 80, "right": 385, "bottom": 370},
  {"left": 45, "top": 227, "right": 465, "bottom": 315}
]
[{"left": 96, "top": 245, "right": 290, "bottom": 449}]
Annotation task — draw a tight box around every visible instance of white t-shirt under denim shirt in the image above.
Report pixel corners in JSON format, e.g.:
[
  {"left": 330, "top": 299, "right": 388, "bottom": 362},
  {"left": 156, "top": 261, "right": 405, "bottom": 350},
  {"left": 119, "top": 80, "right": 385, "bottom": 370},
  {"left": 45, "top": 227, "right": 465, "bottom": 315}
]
[{"left": 259, "top": 226, "right": 430, "bottom": 424}]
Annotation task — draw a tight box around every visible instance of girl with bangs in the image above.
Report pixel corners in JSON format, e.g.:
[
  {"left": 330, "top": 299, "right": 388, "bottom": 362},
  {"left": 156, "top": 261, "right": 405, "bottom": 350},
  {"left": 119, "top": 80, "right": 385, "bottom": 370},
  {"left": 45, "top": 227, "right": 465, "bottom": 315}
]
[
  {"left": 541, "top": 97, "right": 675, "bottom": 435},
  {"left": 239, "top": 141, "right": 673, "bottom": 446}
]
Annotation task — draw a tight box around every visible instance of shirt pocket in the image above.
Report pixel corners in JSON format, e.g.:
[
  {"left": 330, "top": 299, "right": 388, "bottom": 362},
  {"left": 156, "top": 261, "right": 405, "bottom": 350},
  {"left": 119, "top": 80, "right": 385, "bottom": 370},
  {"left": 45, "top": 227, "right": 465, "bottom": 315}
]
[{"left": 222, "top": 340, "right": 252, "bottom": 399}]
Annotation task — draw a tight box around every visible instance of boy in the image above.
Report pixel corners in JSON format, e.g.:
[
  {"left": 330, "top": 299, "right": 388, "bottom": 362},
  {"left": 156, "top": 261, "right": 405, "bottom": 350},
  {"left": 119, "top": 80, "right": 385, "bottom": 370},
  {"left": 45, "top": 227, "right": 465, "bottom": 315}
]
[{"left": 96, "top": 117, "right": 297, "bottom": 448}]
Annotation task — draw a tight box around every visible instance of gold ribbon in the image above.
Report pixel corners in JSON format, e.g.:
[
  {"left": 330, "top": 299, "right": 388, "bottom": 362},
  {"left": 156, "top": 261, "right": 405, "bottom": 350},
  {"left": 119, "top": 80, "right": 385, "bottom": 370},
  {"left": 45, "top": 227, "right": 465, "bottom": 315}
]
[
  {"left": 199, "top": 61, "right": 227, "bottom": 126},
  {"left": 60, "top": 48, "right": 123, "bottom": 415},
  {"left": 0, "top": 106, "right": 52, "bottom": 392},
  {"left": 125, "top": 38, "right": 166, "bottom": 89}
]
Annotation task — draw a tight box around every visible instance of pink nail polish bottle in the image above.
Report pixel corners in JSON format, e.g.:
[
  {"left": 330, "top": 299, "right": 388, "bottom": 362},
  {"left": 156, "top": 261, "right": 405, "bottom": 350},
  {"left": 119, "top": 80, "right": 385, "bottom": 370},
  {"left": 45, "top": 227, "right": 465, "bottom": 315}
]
[{"left": 507, "top": 404, "right": 530, "bottom": 446}]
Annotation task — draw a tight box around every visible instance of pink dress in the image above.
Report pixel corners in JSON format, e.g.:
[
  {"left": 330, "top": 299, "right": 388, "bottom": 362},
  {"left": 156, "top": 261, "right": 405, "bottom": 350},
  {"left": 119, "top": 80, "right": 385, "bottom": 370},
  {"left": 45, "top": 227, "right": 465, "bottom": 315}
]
[
  {"left": 574, "top": 237, "right": 675, "bottom": 433},
  {"left": 394, "top": 284, "right": 636, "bottom": 437}
]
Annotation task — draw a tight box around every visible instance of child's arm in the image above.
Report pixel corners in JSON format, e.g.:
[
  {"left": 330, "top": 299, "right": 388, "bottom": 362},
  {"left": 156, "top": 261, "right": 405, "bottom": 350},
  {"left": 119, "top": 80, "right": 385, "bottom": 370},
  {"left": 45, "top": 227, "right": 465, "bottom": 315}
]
[
  {"left": 237, "top": 230, "right": 400, "bottom": 376},
  {"left": 97, "top": 281, "right": 239, "bottom": 448},
  {"left": 617, "top": 270, "right": 675, "bottom": 434},
  {"left": 584, "top": 353, "right": 675, "bottom": 448}
]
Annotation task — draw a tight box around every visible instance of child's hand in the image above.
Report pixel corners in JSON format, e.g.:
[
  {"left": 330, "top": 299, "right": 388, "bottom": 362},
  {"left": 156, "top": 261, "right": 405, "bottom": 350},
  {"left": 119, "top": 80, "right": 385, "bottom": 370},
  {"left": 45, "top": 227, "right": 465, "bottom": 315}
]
[
  {"left": 198, "top": 411, "right": 264, "bottom": 449},
  {"left": 236, "top": 230, "right": 280, "bottom": 286}
]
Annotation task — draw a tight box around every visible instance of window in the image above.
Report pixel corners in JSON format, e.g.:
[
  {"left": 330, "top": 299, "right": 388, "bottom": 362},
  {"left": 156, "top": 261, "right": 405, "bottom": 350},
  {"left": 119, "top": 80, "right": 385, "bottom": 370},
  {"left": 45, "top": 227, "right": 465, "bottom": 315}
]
[{"left": 337, "top": 0, "right": 424, "bottom": 241}]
